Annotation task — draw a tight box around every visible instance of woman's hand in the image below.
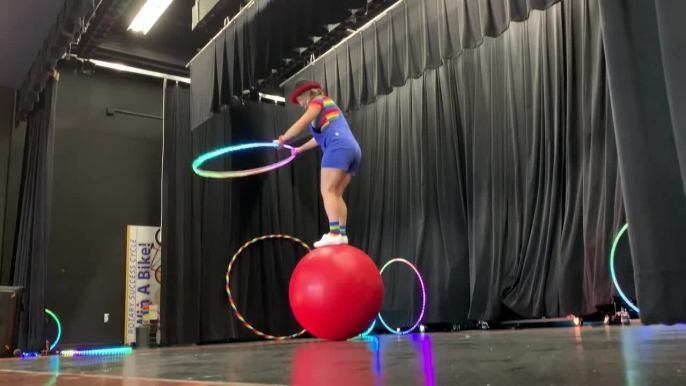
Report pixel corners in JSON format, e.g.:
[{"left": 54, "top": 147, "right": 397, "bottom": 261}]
[
  {"left": 296, "top": 138, "right": 318, "bottom": 154},
  {"left": 274, "top": 136, "right": 285, "bottom": 148}
]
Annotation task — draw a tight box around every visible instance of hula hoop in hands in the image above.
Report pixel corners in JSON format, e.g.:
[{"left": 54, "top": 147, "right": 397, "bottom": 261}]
[
  {"left": 610, "top": 224, "right": 639, "bottom": 313},
  {"left": 226, "top": 234, "right": 310, "bottom": 340},
  {"left": 192, "top": 142, "right": 296, "bottom": 179},
  {"left": 377, "top": 258, "right": 427, "bottom": 335}
]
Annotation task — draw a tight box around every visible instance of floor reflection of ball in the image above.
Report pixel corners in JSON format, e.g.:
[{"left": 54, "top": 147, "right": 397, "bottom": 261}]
[{"left": 291, "top": 342, "right": 380, "bottom": 385}]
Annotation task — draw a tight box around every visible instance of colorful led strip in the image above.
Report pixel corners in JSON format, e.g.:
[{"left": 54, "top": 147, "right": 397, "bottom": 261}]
[
  {"left": 45, "top": 309, "right": 61, "bottom": 351},
  {"left": 377, "top": 258, "right": 427, "bottom": 335},
  {"left": 60, "top": 347, "right": 132, "bottom": 357},
  {"left": 610, "top": 224, "right": 639, "bottom": 313},
  {"left": 227, "top": 234, "right": 310, "bottom": 340},
  {"left": 192, "top": 142, "right": 296, "bottom": 179}
]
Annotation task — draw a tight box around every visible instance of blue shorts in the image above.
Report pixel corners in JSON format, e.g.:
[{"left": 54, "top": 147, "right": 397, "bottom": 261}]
[{"left": 321, "top": 146, "right": 362, "bottom": 175}]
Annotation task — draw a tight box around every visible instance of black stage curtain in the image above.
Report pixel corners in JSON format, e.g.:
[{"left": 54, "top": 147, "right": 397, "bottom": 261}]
[
  {"left": 189, "top": 101, "right": 324, "bottom": 342},
  {"left": 598, "top": 1, "right": 686, "bottom": 324},
  {"left": 190, "top": 0, "right": 562, "bottom": 130},
  {"left": 341, "top": 0, "right": 623, "bottom": 323},
  {"left": 161, "top": 83, "right": 198, "bottom": 345},
  {"left": 285, "top": 0, "right": 561, "bottom": 113},
  {"left": 164, "top": 92, "right": 320, "bottom": 343},
  {"left": 165, "top": 0, "right": 629, "bottom": 344},
  {"left": 189, "top": 0, "right": 372, "bottom": 130},
  {"left": 12, "top": 77, "right": 57, "bottom": 351},
  {"left": 285, "top": 0, "right": 625, "bottom": 323}
]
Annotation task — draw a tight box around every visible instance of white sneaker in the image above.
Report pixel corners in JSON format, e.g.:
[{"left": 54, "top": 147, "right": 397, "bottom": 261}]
[
  {"left": 314, "top": 233, "right": 345, "bottom": 248},
  {"left": 341, "top": 236, "right": 349, "bottom": 244}
]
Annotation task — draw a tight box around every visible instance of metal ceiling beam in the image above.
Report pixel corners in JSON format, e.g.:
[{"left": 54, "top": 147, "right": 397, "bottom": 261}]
[
  {"left": 279, "top": 0, "right": 402, "bottom": 87},
  {"left": 76, "top": 0, "right": 133, "bottom": 57},
  {"left": 185, "top": 0, "right": 397, "bottom": 95}
]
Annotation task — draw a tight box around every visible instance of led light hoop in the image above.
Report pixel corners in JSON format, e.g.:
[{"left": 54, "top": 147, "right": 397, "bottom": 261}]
[
  {"left": 377, "top": 258, "right": 427, "bottom": 335},
  {"left": 60, "top": 347, "right": 132, "bottom": 357},
  {"left": 192, "top": 142, "right": 296, "bottom": 179},
  {"left": 610, "top": 224, "right": 639, "bottom": 313},
  {"left": 359, "top": 320, "right": 376, "bottom": 337},
  {"left": 45, "top": 309, "right": 61, "bottom": 351},
  {"left": 227, "top": 235, "right": 310, "bottom": 340}
]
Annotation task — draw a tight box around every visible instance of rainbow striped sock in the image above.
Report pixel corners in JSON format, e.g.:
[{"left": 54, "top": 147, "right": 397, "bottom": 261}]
[
  {"left": 340, "top": 225, "right": 347, "bottom": 236},
  {"left": 329, "top": 222, "right": 340, "bottom": 236}
]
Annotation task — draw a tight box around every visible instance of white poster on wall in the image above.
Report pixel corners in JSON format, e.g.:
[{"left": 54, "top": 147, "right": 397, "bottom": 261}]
[{"left": 125, "top": 225, "right": 162, "bottom": 345}]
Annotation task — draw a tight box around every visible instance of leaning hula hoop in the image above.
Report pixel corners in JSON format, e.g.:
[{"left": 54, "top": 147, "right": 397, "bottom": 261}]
[
  {"left": 359, "top": 320, "right": 376, "bottom": 337},
  {"left": 193, "top": 142, "right": 296, "bottom": 179},
  {"left": 358, "top": 258, "right": 427, "bottom": 337},
  {"left": 45, "top": 309, "right": 61, "bottom": 351},
  {"left": 610, "top": 224, "right": 639, "bottom": 313},
  {"left": 226, "top": 234, "right": 310, "bottom": 340}
]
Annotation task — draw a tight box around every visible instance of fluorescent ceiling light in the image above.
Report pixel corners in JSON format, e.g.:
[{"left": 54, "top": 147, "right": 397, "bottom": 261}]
[
  {"left": 129, "top": 0, "right": 173, "bottom": 34},
  {"left": 89, "top": 59, "right": 191, "bottom": 83},
  {"left": 85, "top": 59, "right": 283, "bottom": 103},
  {"left": 259, "top": 93, "right": 285, "bottom": 103},
  {"left": 77, "top": 59, "right": 285, "bottom": 103}
]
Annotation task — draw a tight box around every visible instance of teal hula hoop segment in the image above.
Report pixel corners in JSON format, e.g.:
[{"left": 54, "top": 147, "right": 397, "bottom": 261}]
[
  {"left": 609, "top": 224, "right": 639, "bottom": 313},
  {"left": 45, "top": 309, "right": 62, "bottom": 351}
]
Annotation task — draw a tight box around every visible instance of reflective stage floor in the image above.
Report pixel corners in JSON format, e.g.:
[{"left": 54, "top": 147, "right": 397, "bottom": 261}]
[{"left": 1, "top": 323, "right": 685, "bottom": 385}]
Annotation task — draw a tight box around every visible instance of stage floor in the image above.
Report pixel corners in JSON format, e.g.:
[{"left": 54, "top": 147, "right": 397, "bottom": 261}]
[{"left": 0, "top": 323, "right": 685, "bottom": 385}]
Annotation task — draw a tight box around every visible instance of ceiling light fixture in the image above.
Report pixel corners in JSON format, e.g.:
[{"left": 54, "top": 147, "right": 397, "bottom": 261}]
[
  {"left": 129, "top": 0, "right": 174, "bottom": 35},
  {"left": 73, "top": 56, "right": 285, "bottom": 103},
  {"left": 89, "top": 59, "right": 191, "bottom": 83},
  {"left": 259, "top": 93, "right": 285, "bottom": 103}
]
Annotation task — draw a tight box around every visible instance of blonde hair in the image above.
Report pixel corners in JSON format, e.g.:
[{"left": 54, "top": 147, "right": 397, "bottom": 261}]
[{"left": 299, "top": 88, "right": 324, "bottom": 104}]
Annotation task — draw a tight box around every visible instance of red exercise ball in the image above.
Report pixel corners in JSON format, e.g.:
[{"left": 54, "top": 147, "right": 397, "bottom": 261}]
[{"left": 289, "top": 245, "right": 383, "bottom": 341}]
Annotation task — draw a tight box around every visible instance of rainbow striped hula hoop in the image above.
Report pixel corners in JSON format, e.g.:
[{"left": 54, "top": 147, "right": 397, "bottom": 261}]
[
  {"left": 226, "top": 234, "right": 310, "bottom": 340},
  {"left": 193, "top": 142, "right": 296, "bottom": 179}
]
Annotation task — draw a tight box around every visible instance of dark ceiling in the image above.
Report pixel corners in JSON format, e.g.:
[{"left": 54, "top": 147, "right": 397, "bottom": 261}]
[
  {"left": 76, "top": 0, "right": 396, "bottom": 92},
  {"left": 1, "top": 0, "right": 397, "bottom": 93},
  {"left": 0, "top": 0, "right": 67, "bottom": 88},
  {"left": 75, "top": 0, "right": 220, "bottom": 76}
]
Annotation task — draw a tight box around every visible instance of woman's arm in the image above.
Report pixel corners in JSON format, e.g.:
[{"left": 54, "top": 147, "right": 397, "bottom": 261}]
[
  {"left": 281, "top": 104, "right": 321, "bottom": 142},
  {"left": 297, "top": 138, "right": 319, "bottom": 153}
]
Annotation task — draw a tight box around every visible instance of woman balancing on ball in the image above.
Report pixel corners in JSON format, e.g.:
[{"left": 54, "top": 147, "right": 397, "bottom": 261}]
[{"left": 276, "top": 79, "right": 361, "bottom": 248}]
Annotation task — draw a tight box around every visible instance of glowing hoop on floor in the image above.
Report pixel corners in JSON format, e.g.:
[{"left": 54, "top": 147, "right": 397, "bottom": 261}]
[
  {"left": 377, "top": 258, "right": 426, "bottom": 335},
  {"left": 359, "top": 320, "right": 376, "bottom": 337},
  {"left": 226, "top": 234, "right": 310, "bottom": 340},
  {"left": 192, "top": 142, "right": 296, "bottom": 179},
  {"left": 610, "top": 224, "right": 639, "bottom": 313},
  {"left": 45, "top": 309, "right": 61, "bottom": 351}
]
